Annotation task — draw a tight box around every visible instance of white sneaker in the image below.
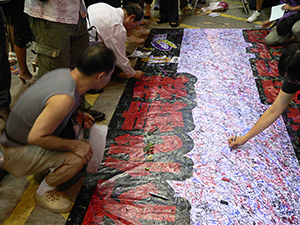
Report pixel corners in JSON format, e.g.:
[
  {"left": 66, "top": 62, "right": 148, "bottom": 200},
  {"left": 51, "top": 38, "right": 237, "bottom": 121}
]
[
  {"left": 247, "top": 10, "right": 261, "bottom": 23},
  {"left": 35, "top": 189, "right": 73, "bottom": 214},
  {"left": 134, "top": 26, "right": 150, "bottom": 36},
  {"left": 126, "top": 35, "right": 145, "bottom": 45}
]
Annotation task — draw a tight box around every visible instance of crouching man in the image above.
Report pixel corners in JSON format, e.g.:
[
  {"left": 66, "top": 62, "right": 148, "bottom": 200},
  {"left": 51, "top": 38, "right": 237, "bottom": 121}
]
[{"left": 0, "top": 45, "right": 115, "bottom": 213}]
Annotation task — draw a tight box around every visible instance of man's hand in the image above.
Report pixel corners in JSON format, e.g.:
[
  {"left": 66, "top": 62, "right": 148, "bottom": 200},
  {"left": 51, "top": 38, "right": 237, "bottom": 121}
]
[
  {"left": 228, "top": 135, "right": 249, "bottom": 148},
  {"left": 261, "top": 20, "right": 272, "bottom": 28},
  {"left": 282, "top": 4, "right": 293, "bottom": 11},
  {"left": 72, "top": 140, "right": 93, "bottom": 164},
  {"left": 76, "top": 111, "right": 95, "bottom": 129},
  {"left": 133, "top": 70, "right": 145, "bottom": 79}
]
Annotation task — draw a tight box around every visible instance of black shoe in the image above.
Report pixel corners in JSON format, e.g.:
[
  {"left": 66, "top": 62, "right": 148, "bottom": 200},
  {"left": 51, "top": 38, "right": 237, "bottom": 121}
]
[
  {"left": 87, "top": 109, "right": 105, "bottom": 122},
  {"left": 170, "top": 22, "right": 179, "bottom": 27},
  {"left": 87, "top": 89, "right": 104, "bottom": 94},
  {"left": 0, "top": 108, "right": 10, "bottom": 121}
]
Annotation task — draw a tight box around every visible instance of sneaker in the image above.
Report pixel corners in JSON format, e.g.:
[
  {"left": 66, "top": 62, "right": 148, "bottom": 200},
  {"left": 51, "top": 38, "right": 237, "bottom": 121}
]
[
  {"left": 35, "top": 190, "right": 73, "bottom": 214},
  {"left": 0, "top": 108, "right": 10, "bottom": 121},
  {"left": 134, "top": 26, "right": 150, "bottom": 36},
  {"left": 126, "top": 35, "right": 145, "bottom": 45},
  {"left": 247, "top": 10, "right": 261, "bottom": 23}
]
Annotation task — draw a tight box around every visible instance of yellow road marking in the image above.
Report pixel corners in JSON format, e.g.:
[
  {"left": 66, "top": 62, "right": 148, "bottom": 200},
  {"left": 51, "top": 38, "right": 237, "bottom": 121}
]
[
  {"left": 2, "top": 175, "right": 72, "bottom": 224},
  {"left": 85, "top": 93, "right": 100, "bottom": 106},
  {"left": 2, "top": 176, "right": 38, "bottom": 225}
]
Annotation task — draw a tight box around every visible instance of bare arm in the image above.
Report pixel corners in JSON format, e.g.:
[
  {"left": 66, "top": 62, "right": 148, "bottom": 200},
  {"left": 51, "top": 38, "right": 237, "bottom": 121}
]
[
  {"left": 282, "top": 4, "right": 300, "bottom": 12},
  {"left": 27, "top": 95, "right": 92, "bottom": 163},
  {"left": 228, "top": 90, "right": 295, "bottom": 147}
]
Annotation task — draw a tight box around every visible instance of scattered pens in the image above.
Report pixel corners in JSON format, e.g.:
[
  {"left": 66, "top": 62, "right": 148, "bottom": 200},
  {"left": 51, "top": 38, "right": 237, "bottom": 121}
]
[
  {"left": 253, "top": 25, "right": 261, "bottom": 28},
  {"left": 149, "top": 192, "right": 169, "bottom": 200}
]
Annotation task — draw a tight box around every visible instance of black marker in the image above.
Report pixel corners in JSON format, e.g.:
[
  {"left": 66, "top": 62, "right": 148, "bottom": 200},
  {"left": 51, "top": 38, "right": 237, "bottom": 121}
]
[
  {"left": 220, "top": 200, "right": 228, "bottom": 205},
  {"left": 149, "top": 192, "right": 169, "bottom": 200}
]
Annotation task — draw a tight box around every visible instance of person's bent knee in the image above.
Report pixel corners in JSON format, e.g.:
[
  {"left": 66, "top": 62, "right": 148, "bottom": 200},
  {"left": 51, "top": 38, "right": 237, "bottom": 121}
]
[
  {"left": 265, "top": 36, "right": 277, "bottom": 46},
  {"left": 292, "top": 25, "right": 300, "bottom": 41},
  {"left": 64, "top": 152, "right": 85, "bottom": 171}
]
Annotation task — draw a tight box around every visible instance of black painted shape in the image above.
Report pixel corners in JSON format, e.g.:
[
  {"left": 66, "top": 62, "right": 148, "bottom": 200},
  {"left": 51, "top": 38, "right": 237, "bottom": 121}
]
[
  {"left": 67, "top": 28, "right": 198, "bottom": 225},
  {"left": 242, "top": 29, "right": 300, "bottom": 163}
]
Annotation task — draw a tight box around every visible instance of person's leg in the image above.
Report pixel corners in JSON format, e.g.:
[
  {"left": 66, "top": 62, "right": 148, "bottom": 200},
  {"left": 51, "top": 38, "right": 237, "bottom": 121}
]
[
  {"left": 145, "top": 3, "right": 151, "bottom": 17},
  {"left": 28, "top": 17, "right": 76, "bottom": 78},
  {"left": 14, "top": 46, "right": 32, "bottom": 83},
  {"left": 34, "top": 152, "right": 83, "bottom": 214},
  {"left": 144, "top": 0, "right": 153, "bottom": 17},
  {"left": 0, "top": 7, "right": 11, "bottom": 121},
  {"left": 44, "top": 153, "right": 84, "bottom": 187},
  {"left": 292, "top": 20, "right": 300, "bottom": 42},
  {"left": 256, "top": 0, "right": 264, "bottom": 11},
  {"left": 1, "top": 140, "right": 82, "bottom": 214},
  {"left": 6, "top": 0, "right": 33, "bottom": 83},
  {"left": 265, "top": 26, "right": 291, "bottom": 46},
  {"left": 247, "top": 0, "right": 264, "bottom": 23},
  {"left": 180, "top": 0, "right": 188, "bottom": 10},
  {"left": 157, "top": 0, "right": 168, "bottom": 23},
  {"left": 167, "top": 0, "right": 179, "bottom": 26},
  {"left": 70, "top": 15, "right": 89, "bottom": 70}
]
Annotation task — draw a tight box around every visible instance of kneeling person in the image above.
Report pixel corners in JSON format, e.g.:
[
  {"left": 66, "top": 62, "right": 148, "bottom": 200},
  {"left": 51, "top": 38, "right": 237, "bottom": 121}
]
[{"left": 0, "top": 45, "right": 115, "bottom": 213}]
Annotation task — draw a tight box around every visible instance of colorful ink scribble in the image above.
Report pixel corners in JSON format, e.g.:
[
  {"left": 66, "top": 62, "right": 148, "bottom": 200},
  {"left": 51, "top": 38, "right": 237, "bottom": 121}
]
[
  {"left": 68, "top": 29, "right": 300, "bottom": 225},
  {"left": 169, "top": 29, "right": 300, "bottom": 224}
]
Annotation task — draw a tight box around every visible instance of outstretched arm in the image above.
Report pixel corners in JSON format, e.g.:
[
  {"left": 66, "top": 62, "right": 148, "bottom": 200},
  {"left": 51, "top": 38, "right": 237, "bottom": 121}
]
[{"left": 228, "top": 89, "right": 295, "bottom": 147}]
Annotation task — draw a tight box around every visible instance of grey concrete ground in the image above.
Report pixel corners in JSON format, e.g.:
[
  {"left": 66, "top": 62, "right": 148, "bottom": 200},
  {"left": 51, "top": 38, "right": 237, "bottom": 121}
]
[{"left": 0, "top": 1, "right": 271, "bottom": 224}]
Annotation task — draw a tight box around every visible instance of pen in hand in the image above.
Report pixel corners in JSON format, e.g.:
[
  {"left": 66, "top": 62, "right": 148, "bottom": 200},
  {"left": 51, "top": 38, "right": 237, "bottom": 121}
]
[{"left": 230, "top": 133, "right": 236, "bottom": 151}]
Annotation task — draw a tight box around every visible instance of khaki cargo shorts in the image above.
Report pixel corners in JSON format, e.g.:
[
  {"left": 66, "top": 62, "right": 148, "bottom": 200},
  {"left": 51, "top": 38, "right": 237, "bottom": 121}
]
[{"left": 0, "top": 132, "right": 66, "bottom": 178}]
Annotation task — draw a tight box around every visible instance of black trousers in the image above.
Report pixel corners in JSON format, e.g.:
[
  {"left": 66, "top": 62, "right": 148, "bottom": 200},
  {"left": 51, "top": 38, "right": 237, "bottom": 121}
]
[
  {"left": 0, "top": 7, "right": 11, "bottom": 110},
  {"left": 159, "top": 0, "right": 179, "bottom": 23},
  {"left": 1, "top": 0, "right": 33, "bottom": 48}
]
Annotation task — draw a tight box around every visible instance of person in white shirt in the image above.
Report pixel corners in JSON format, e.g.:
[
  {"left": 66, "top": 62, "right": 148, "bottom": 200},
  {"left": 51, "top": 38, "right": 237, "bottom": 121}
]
[{"left": 87, "top": 3, "right": 145, "bottom": 79}]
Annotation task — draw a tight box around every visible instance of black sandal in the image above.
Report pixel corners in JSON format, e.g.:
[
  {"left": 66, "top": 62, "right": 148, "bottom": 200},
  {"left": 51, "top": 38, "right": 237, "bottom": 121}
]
[{"left": 170, "top": 22, "right": 179, "bottom": 27}]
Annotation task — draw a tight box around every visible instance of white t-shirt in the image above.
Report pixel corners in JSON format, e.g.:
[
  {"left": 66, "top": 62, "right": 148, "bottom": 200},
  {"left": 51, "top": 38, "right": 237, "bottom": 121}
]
[{"left": 87, "top": 3, "right": 136, "bottom": 77}]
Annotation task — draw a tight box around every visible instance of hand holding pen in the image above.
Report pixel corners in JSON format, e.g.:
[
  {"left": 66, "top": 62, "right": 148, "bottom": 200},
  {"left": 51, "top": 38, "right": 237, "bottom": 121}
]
[
  {"left": 230, "top": 133, "right": 236, "bottom": 151},
  {"left": 228, "top": 133, "right": 249, "bottom": 149}
]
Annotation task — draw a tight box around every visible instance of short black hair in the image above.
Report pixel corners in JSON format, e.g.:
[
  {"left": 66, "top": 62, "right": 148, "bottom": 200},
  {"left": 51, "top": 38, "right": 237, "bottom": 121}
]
[
  {"left": 278, "top": 43, "right": 300, "bottom": 83},
  {"left": 123, "top": 4, "right": 144, "bottom": 22},
  {"left": 77, "top": 45, "right": 116, "bottom": 76}
]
